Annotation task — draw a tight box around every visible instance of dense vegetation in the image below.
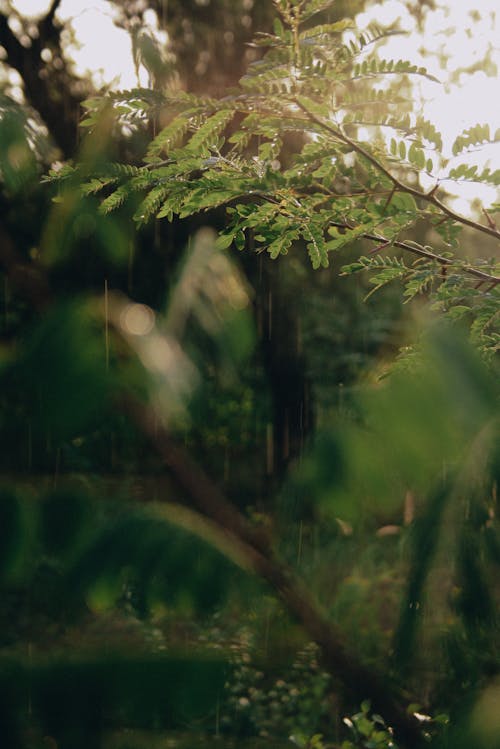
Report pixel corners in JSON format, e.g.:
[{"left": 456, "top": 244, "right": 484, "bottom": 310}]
[{"left": 0, "top": 1, "right": 498, "bottom": 747}]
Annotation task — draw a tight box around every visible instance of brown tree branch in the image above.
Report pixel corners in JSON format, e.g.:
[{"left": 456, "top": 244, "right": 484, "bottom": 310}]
[
  {"left": 295, "top": 98, "right": 500, "bottom": 244},
  {"left": 325, "top": 221, "right": 500, "bottom": 286},
  {"left": 123, "top": 394, "right": 423, "bottom": 749},
  {"left": 225, "top": 192, "right": 500, "bottom": 286}
]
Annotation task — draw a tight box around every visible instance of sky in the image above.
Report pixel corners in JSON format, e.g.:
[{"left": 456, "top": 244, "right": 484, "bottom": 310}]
[
  {"left": 3, "top": 0, "right": 500, "bottom": 213},
  {"left": 356, "top": 0, "right": 499, "bottom": 212}
]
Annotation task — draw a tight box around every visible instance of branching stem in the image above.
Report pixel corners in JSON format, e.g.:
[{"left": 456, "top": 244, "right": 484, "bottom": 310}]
[{"left": 295, "top": 98, "right": 500, "bottom": 243}]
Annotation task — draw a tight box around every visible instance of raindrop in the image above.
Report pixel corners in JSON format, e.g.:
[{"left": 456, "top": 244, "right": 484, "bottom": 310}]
[
  {"left": 128, "top": 241, "right": 135, "bottom": 293},
  {"left": 3, "top": 276, "right": 8, "bottom": 330},
  {"left": 54, "top": 447, "right": 61, "bottom": 488},
  {"left": 154, "top": 219, "right": 160, "bottom": 250},
  {"left": 283, "top": 410, "right": 289, "bottom": 460},
  {"left": 266, "top": 423, "right": 274, "bottom": 475},
  {"left": 297, "top": 520, "right": 303, "bottom": 565},
  {"left": 267, "top": 290, "right": 272, "bottom": 339},
  {"left": 104, "top": 279, "right": 109, "bottom": 370},
  {"left": 27, "top": 421, "right": 32, "bottom": 472}
]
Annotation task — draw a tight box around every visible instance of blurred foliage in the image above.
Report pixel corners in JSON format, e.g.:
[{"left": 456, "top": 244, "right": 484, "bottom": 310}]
[
  {"left": 336, "top": 700, "right": 401, "bottom": 749},
  {"left": 0, "top": 484, "right": 247, "bottom": 746},
  {"left": 222, "top": 638, "right": 332, "bottom": 740},
  {"left": 277, "top": 322, "right": 500, "bottom": 737},
  {"left": 0, "top": 654, "right": 227, "bottom": 749},
  {"left": 0, "top": 95, "right": 54, "bottom": 195},
  {"left": 0, "top": 488, "right": 243, "bottom": 623},
  {"left": 0, "top": 1, "right": 499, "bottom": 748}
]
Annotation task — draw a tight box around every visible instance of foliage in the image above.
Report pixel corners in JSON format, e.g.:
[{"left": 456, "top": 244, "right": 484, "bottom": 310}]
[
  {"left": 0, "top": 2, "right": 499, "bottom": 749},
  {"left": 341, "top": 701, "right": 399, "bottom": 748},
  {"left": 68, "top": 0, "right": 500, "bottom": 357},
  {"left": 0, "top": 95, "right": 53, "bottom": 195},
  {"left": 223, "top": 639, "right": 332, "bottom": 740}
]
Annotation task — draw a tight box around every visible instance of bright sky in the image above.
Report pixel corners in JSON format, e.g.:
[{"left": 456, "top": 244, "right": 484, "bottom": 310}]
[
  {"left": 5, "top": 0, "right": 500, "bottom": 212},
  {"left": 357, "top": 0, "right": 499, "bottom": 212}
]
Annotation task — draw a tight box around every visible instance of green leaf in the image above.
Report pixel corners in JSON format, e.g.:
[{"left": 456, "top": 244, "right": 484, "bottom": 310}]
[
  {"left": 304, "top": 224, "right": 328, "bottom": 269},
  {"left": 452, "top": 122, "right": 497, "bottom": 156},
  {"left": 188, "top": 109, "right": 235, "bottom": 153},
  {"left": 99, "top": 184, "right": 130, "bottom": 214},
  {"left": 146, "top": 114, "right": 192, "bottom": 160},
  {"left": 299, "top": 20, "right": 354, "bottom": 42},
  {"left": 134, "top": 183, "right": 173, "bottom": 224},
  {"left": 266, "top": 230, "right": 296, "bottom": 259},
  {"left": 214, "top": 233, "right": 234, "bottom": 250},
  {"left": 273, "top": 17, "right": 285, "bottom": 37},
  {"left": 408, "top": 143, "right": 426, "bottom": 169},
  {"left": 446, "top": 305, "right": 471, "bottom": 320}
]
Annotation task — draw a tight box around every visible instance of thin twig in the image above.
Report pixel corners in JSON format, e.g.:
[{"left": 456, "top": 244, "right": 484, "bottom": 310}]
[
  {"left": 295, "top": 98, "right": 500, "bottom": 243},
  {"left": 214, "top": 191, "right": 500, "bottom": 286},
  {"left": 324, "top": 220, "right": 499, "bottom": 284}
]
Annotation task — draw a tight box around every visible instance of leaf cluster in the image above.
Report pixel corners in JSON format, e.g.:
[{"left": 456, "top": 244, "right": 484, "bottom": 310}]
[{"left": 61, "top": 0, "right": 499, "bottom": 357}]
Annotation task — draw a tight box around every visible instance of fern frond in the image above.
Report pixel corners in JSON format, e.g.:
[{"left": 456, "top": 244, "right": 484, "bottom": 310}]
[
  {"left": 146, "top": 114, "right": 193, "bottom": 161},
  {"left": 98, "top": 184, "right": 131, "bottom": 214},
  {"left": 338, "top": 25, "right": 405, "bottom": 61},
  {"left": 299, "top": 0, "right": 338, "bottom": 22},
  {"left": 304, "top": 223, "right": 329, "bottom": 269},
  {"left": 187, "top": 110, "right": 235, "bottom": 154},
  {"left": 353, "top": 57, "right": 439, "bottom": 83},
  {"left": 133, "top": 183, "right": 173, "bottom": 224},
  {"left": 447, "top": 164, "right": 500, "bottom": 185},
  {"left": 298, "top": 20, "right": 354, "bottom": 43},
  {"left": 403, "top": 269, "right": 436, "bottom": 301},
  {"left": 101, "top": 163, "right": 146, "bottom": 178},
  {"left": 452, "top": 124, "right": 499, "bottom": 156},
  {"left": 81, "top": 177, "right": 118, "bottom": 196}
]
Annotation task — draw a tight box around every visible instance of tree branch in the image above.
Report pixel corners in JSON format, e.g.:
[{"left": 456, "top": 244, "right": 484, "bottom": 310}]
[
  {"left": 218, "top": 191, "right": 500, "bottom": 286},
  {"left": 122, "top": 394, "right": 423, "bottom": 749},
  {"left": 295, "top": 98, "right": 500, "bottom": 243},
  {"left": 326, "top": 220, "right": 500, "bottom": 286}
]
